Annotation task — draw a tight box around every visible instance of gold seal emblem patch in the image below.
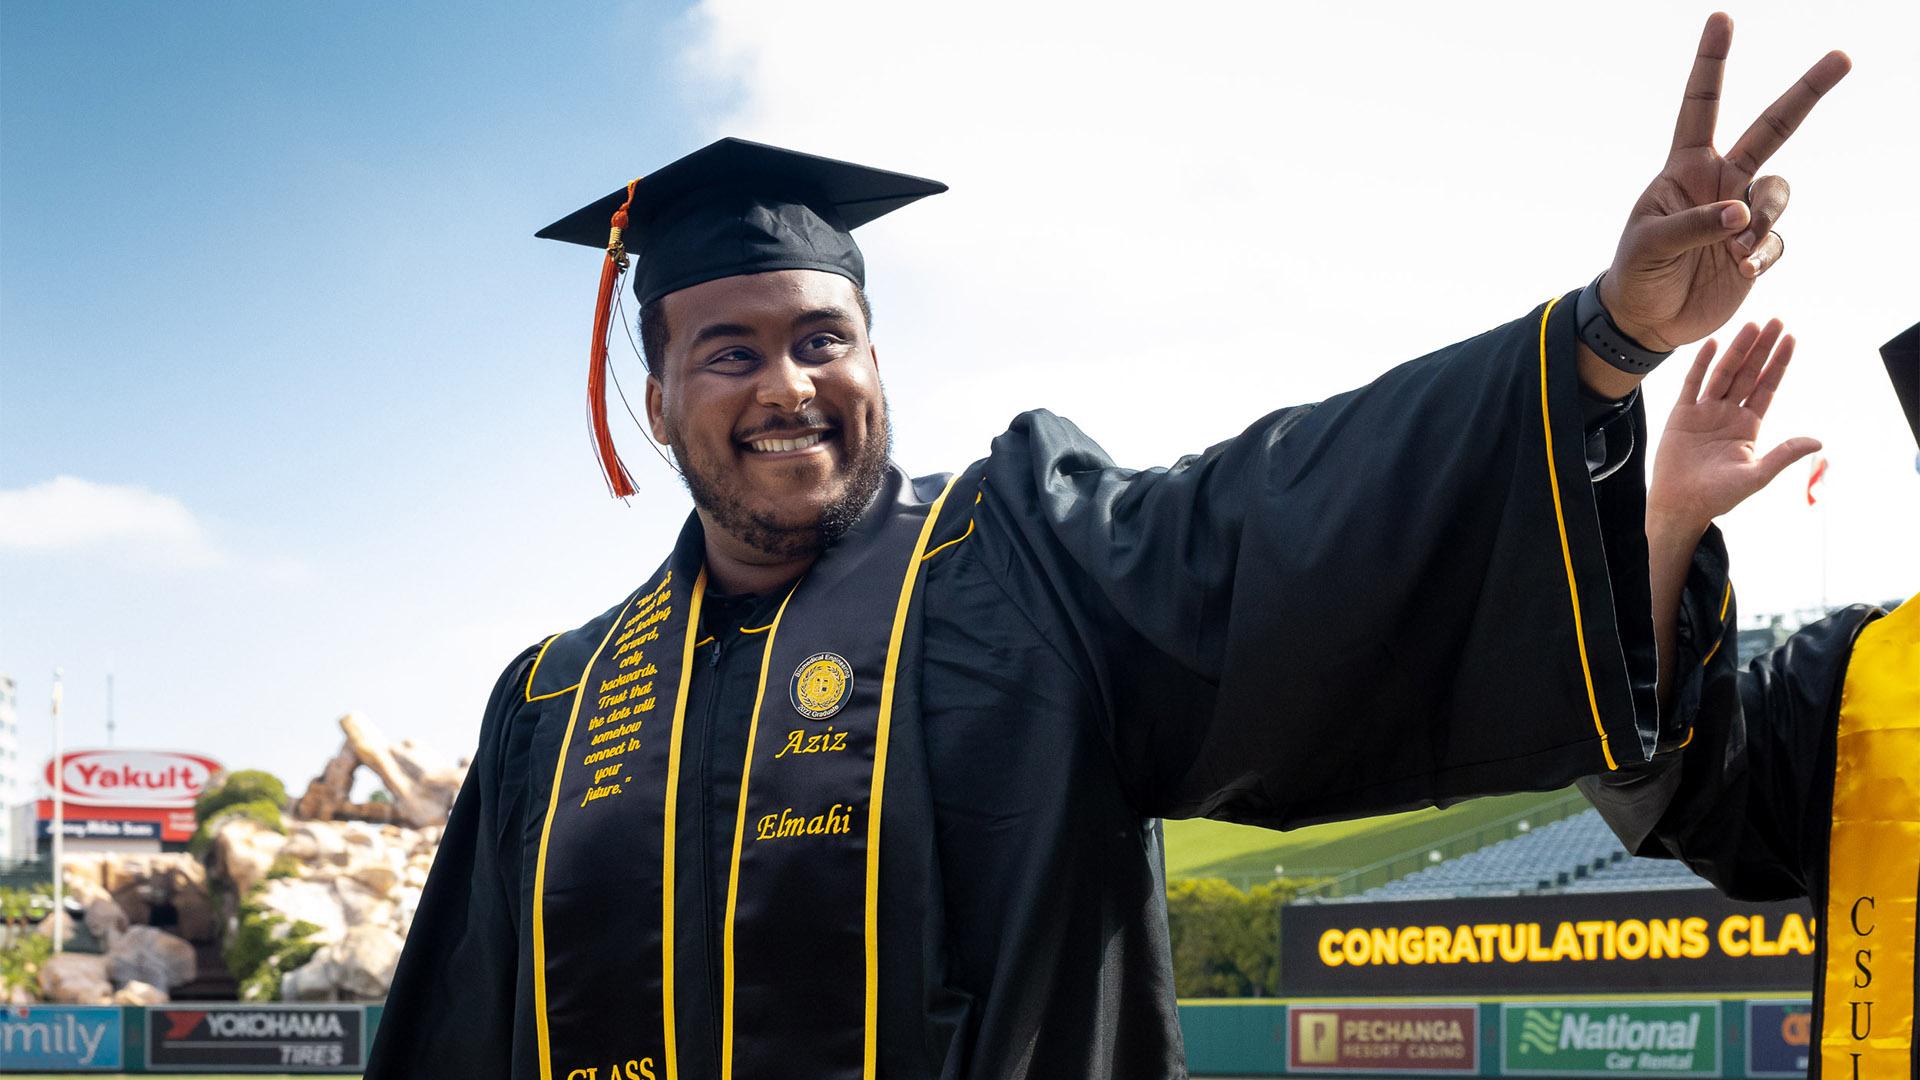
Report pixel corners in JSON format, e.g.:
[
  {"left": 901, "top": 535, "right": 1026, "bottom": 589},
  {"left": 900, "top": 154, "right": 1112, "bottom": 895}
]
[{"left": 790, "top": 652, "right": 853, "bottom": 720}]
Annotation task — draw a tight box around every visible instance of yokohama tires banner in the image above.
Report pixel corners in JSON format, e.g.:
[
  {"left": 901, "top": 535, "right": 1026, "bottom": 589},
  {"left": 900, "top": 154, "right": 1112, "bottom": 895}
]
[{"left": 146, "top": 1005, "right": 364, "bottom": 1072}]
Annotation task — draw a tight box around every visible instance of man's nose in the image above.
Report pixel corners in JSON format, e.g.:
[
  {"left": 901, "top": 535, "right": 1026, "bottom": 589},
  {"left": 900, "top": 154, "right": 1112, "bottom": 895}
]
[{"left": 755, "top": 355, "right": 816, "bottom": 411}]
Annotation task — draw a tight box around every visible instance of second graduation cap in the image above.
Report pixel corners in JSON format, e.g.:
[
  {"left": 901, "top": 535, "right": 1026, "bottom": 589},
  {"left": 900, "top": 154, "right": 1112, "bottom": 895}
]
[{"left": 539, "top": 138, "right": 946, "bottom": 496}]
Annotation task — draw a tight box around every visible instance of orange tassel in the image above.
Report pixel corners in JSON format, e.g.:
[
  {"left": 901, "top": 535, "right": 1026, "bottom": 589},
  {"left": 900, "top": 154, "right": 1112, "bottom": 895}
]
[{"left": 588, "top": 181, "right": 640, "bottom": 497}]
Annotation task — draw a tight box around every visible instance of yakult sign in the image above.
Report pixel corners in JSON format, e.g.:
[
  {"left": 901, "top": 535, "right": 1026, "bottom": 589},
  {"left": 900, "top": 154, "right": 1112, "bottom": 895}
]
[{"left": 44, "top": 749, "right": 222, "bottom": 808}]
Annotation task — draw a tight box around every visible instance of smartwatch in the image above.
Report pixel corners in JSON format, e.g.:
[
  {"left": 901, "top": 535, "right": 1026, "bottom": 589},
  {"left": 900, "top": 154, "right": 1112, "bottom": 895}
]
[{"left": 1576, "top": 273, "right": 1673, "bottom": 375}]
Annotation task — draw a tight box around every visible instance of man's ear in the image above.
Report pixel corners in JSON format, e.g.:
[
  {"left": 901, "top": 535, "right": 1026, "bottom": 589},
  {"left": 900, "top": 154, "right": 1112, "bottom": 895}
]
[
  {"left": 869, "top": 343, "right": 880, "bottom": 371},
  {"left": 646, "top": 373, "right": 670, "bottom": 445}
]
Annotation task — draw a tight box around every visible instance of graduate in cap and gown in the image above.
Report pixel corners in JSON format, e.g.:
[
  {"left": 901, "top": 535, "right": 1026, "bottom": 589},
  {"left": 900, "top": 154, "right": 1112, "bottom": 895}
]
[
  {"left": 1584, "top": 321, "right": 1920, "bottom": 1080},
  {"left": 368, "top": 19, "right": 1852, "bottom": 1079}
]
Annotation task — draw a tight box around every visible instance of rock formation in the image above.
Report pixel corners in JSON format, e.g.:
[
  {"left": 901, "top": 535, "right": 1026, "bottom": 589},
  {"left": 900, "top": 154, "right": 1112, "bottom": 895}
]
[
  {"left": 12, "top": 714, "right": 464, "bottom": 1005},
  {"left": 60, "top": 851, "right": 217, "bottom": 943},
  {"left": 38, "top": 952, "right": 114, "bottom": 1005},
  {"left": 293, "top": 712, "right": 466, "bottom": 829},
  {"left": 106, "top": 925, "right": 198, "bottom": 992},
  {"left": 282, "top": 924, "right": 406, "bottom": 1001},
  {"left": 204, "top": 816, "right": 443, "bottom": 1000},
  {"left": 25, "top": 854, "right": 209, "bottom": 1005}
]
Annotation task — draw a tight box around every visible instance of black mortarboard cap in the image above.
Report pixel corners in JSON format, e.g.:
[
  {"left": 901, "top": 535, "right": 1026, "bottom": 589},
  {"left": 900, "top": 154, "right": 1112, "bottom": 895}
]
[
  {"left": 537, "top": 137, "right": 946, "bottom": 306},
  {"left": 1883, "top": 321, "right": 1919, "bottom": 451},
  {"left": 538, "top": 138, "right": 945, "bottom": 498}
]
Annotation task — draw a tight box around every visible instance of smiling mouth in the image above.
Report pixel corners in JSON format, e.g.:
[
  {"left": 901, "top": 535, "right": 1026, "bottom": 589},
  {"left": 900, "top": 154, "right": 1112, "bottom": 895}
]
[{"left": 743, "top": 431, "right": 831, "bottom": 454}]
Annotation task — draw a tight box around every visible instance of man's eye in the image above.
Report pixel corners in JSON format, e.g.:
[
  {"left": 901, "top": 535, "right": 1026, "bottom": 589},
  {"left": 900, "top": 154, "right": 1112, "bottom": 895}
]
[
  {"left": 802, "top": 334, "right": 844, "bottom": 354},
  {"left": 708, "top": 349, "right": 755, "bottom": 368}
]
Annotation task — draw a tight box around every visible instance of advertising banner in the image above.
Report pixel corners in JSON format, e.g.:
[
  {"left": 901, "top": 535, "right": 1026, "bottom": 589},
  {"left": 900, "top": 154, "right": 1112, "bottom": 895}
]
[
  {"left": 1282, "top": 888, "right": 1815, "bottom": 995},
  {"left": 0, "top": 1004, "right": 124, "bottom": 1071},
  {"left": 1745, "top": 1000, "right": 1813, "bottom": 1078},
  {"left": 146, "top": 1005, "right": 364, "bottom": 1072},
  {"left": 1500, "top": 1001, "right": 1720, "bottom": 1077},
  {"left": 37, "top": 817, "right": 163, "bottom": 840},
  {"left": 1287, "top": 1004, "right": 1478, "bottom": 1074},
  {"left": 33, "top": 801, "right": 197, "bottom": 843},
  {"left": 43, "top": 749, "right": 222, "bottom": 808}
]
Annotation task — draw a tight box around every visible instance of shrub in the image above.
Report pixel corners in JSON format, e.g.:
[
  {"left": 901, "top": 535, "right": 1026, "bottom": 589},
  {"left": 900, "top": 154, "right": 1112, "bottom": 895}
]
[
  {"left": 225, "top": 890, "right": 324, "bottom": 1003},
  {"left": 1165, "top": 877, "right": 1318, "bottom": 997},
  {"left": 194, "top": 769, "right": 289, "bottom": 823},
  {"left": 188, "top": 798, "right": 285, "bottom": 858},
  {"left": 0, "top": 884, "right": 51, "bottom": 927},
  {"left": 0, "top": 930, "right": 52, "bottom": 1000}
]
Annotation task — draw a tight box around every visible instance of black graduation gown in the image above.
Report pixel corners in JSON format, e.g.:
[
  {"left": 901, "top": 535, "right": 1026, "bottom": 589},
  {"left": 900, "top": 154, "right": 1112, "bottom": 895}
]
[
  {"left": 368, "top": 290, "right": 1702, "bottom": 1079},
  {"left": 1582, "top": 545, "right": 1916, "bottom": 1080}
]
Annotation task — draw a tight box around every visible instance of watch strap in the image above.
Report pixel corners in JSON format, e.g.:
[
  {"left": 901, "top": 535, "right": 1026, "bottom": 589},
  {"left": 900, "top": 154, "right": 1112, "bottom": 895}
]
[{"left": 1576, "top": 273, "right": 1673, "bottom": 375}]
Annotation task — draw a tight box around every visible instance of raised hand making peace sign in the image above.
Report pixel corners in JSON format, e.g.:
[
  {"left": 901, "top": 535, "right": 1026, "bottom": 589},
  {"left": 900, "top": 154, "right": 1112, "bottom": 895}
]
[{"left": 1597, "top": 13, "right": 1850, "bottom": 356}]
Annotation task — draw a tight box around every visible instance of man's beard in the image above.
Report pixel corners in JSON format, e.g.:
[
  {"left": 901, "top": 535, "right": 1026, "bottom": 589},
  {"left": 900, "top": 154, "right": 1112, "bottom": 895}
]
[{"left": 671, "top": 399, "right": 892, "bottom": 562}]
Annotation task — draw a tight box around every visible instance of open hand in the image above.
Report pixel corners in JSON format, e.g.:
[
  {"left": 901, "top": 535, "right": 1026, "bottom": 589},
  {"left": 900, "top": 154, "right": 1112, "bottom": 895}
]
[
  {"left": 1600, "top": 14, "right": 1850, "bottom": 352},
  {"left": 1648, "top": 319, "right": 1821, "bottom": 536}
]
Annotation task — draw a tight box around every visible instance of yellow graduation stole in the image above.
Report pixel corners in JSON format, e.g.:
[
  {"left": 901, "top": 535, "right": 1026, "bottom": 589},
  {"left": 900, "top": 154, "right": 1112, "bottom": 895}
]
[
  {"left": 1820, "top": 595, "right": 1919, "bottom": 1079},
  {"left": 530, "top": 472, "right": 959, "bottom": 1080}
]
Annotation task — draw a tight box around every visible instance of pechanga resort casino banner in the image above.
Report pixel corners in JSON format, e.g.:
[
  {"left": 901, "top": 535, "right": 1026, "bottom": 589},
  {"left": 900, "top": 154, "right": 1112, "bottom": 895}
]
[
  {"left": 1280, "top": 889, "right": 1815, "bottom": 995},
  {"left": 1288, "top": 1004, "right": 1479, "bottom": 1074}
]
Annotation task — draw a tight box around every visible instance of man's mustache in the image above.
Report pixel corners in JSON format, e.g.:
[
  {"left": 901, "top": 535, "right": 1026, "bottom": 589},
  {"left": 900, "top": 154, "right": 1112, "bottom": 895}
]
[{"left": 734, "top": 412, "right": 838, "bottom": 441}]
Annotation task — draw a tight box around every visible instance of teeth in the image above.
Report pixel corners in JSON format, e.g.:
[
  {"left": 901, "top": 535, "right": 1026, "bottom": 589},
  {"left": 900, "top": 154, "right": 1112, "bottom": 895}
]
[{"left": 748, "top": 433, "right": 825, "bottom": 453}]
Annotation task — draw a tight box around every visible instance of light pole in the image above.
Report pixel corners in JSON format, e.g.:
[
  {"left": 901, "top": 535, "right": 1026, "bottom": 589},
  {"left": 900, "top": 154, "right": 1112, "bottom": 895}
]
[{"left": 50, "top": 668, "right": 65, "bottom": 954}]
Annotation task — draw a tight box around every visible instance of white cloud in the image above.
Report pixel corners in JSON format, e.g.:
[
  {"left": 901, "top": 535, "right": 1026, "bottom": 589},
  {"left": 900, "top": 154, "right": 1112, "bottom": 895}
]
[{"left": 0, "top": 476, "right": 221, "bottom": 566}]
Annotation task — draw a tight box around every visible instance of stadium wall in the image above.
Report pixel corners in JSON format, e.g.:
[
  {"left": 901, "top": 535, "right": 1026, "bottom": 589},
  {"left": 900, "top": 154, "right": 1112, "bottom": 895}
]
[
  {"left": 0, "top": 1002, "right": 383, "bottom": 1073},
  {"left": 1, "top": 998, "right": 1815, "bottom": 1077},
  {"left": 1178, "top": 996, "right": 1813, "bottom": 1078}
]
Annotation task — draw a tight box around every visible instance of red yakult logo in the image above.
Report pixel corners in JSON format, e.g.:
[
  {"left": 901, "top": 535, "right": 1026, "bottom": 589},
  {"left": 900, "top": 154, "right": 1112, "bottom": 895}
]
[{"left": 44, "top": 750, "right": 223, "bottom": 808}]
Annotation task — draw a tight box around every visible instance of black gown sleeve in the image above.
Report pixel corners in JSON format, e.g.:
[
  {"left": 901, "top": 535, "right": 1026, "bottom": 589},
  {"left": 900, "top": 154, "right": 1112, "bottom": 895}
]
[
  {"left": 1581, "top": 577, "right": 1883, "bottom": 903},
  {"left": 365, "top": 645, "right": 541, "bottom": 1080},
  {"left": 972, "top": 289, "right": 1695, "bottom": 827}
]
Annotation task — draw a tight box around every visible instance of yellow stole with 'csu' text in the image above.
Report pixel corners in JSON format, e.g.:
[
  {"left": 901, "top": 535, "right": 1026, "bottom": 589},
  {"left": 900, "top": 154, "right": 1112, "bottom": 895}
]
[
  {"left": 1821, "top": 595, "right": 1919, "bottom": 1080},
  {"left": 530, "top": 469, "right": 958, "bottom": 1080}
]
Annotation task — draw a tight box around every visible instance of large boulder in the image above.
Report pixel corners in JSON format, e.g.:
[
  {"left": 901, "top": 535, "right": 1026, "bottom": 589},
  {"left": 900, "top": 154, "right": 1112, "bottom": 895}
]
[
  {"left": 253, "top": 878, "right": 347, "bottom": 944},
  {"left": 280, "top": 952, "right": 339, "bottom": 1002},
  {"left": 34, "top": 907, "right": 81, "bottom": 949},
  {"left": 60, "top": 859, "right": 112, "bottom": 906},
  {"left": 393, "top": 885, "right": 424, "bottom": 938},
  {"left": 106, "top": 926, "right": 197, "bottom": 992},
  {"left": 282, "top": 821, "right": 350, "bottom": 867},
  {"left": 83, "top": 897, "right": 129, "bottom": 939},
  {"left": 350, "top": 860, "right": 400, "bottom": 895},
  {"left": 325, "top": 925, "right": 404, "bottom": 999},
  {"left": 39, "top": 952, "right": 113, "bottom": 1004},
  {"left": 208, "top": 816, "right": 288, "bottom": 896},
  {"left": 113, "top": 979, "right": 169, "bottom": 1005},
  {"left": 332, "top": 876, "right": 394, "bottom": 929}
]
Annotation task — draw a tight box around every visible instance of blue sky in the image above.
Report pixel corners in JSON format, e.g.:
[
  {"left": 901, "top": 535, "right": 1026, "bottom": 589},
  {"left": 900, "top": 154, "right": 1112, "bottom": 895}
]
[
  {"left": 3, "top": 2, "right": 712, "bottom": 786},
  {"left": 4, "top": 1, "right": 1915, "bottom": 795}
]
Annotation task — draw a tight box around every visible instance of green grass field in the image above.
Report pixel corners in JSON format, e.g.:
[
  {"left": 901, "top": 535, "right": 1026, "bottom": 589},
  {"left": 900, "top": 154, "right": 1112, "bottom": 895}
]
[{"left": 1161, "top": 787, "right": 1581, "bottom": 887}]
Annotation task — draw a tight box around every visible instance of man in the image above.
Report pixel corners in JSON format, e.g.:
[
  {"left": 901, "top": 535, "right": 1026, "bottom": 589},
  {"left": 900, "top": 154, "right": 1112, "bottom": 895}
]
[
  {"left": 368, "top": 16, "right": 1849, "bottom": 1079},
  {"left": 1583, "top": 321, "right": 1918, "bottom": 1080}
]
